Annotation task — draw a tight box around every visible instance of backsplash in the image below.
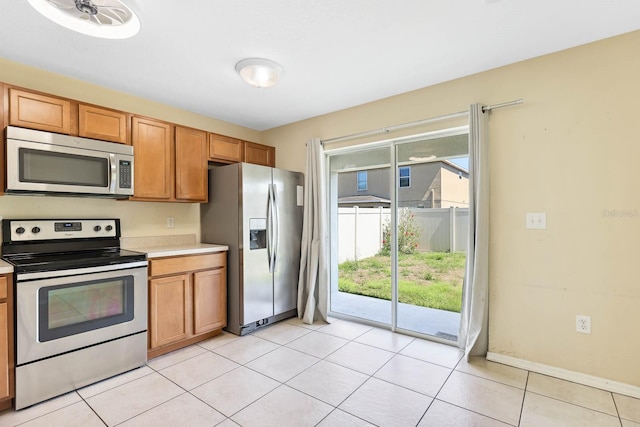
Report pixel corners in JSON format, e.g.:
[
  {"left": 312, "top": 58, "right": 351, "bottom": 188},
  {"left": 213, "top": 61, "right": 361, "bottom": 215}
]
[{"left": 120, "top": 234, "right": 196, "bottom": 249}]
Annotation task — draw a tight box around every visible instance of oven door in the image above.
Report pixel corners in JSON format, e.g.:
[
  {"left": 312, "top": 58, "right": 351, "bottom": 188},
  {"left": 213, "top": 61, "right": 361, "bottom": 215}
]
[{"left": 16, "top": 265, "right": 147, "bottom": 365}]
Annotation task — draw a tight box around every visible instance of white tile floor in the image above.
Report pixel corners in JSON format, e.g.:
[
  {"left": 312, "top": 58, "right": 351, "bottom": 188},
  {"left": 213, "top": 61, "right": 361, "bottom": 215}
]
[{"left": 2, "top": 317, "right": 640, "bottom": 426}]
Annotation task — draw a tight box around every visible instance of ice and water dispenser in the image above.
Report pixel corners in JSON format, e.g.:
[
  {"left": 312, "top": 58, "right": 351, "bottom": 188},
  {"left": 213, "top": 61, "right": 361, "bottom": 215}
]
[{"left": 249, "top": 218, "right": 267, "bottom": 250}]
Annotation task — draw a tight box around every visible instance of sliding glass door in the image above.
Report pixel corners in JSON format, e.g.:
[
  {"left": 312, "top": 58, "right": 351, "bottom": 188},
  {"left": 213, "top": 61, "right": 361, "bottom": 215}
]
[
  {"left": 328, "top": 127, "right": 470, "bottom": 341},
  {"left": 394, "top": 134, "right": 469, "bottom": 340},
  {"left": 328, "top": 146, "right": 392, "bottom": 325}
]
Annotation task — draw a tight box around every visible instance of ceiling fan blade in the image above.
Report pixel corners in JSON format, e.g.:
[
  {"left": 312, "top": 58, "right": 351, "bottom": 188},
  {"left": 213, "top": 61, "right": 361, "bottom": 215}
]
[
  {"left": 95, "top": 5, "right": 126, "bottom": 13},
  {"left": 96, "top": 8, "right": 126, "bottom": 25},
  {"left": 46, "top": 0, "right": 76, "bottom": 10}
]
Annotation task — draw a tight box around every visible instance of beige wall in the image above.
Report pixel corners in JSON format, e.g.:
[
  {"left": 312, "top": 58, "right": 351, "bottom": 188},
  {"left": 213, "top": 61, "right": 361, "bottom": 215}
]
[
  {"left": 0, "top": 58, "right": 260, "bottom": 240},
  {"left": 263, "top": 31, "right": 640, "bottom": 387}
]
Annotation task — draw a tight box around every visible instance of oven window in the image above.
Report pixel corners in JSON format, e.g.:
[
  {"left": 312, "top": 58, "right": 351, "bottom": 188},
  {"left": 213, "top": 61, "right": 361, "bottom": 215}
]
[
  {"left": 20, "top": 148, "right": 109, "bottom": 187},
  {"left": 39, "top": 276, "right": 134, "bottom": 342}
]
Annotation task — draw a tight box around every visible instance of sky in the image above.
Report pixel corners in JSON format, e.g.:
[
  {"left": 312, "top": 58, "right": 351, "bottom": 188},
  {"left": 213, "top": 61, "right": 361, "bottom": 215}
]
[{"left": 449, "top": 157, "right": 469, "bottom": 170}]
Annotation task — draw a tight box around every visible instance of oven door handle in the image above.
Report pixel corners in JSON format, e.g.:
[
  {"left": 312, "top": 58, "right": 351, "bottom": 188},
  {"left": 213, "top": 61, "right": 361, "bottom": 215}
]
[{"left": 15, "top": 260, "right": 148, "bottom": 282}]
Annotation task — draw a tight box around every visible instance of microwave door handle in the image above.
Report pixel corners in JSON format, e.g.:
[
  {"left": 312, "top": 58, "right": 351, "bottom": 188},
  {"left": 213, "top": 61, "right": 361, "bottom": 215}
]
[{"left": 109, "top": 154, "right": 117, "bottom": 194}]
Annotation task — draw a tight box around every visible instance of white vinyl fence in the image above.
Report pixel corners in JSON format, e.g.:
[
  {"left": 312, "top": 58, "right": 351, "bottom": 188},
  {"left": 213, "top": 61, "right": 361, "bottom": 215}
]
[{"left": 337, "top": 207, "right": 468, "bottom": 263}]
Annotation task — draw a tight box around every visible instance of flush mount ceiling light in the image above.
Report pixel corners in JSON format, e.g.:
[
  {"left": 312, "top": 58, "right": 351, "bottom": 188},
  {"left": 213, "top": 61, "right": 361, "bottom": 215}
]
[
  {"left": 235, "top": 58, "right": 284, "bottom": 88},
  {"left": 27, "top": 0, "right": 140, "bottom": 39}
]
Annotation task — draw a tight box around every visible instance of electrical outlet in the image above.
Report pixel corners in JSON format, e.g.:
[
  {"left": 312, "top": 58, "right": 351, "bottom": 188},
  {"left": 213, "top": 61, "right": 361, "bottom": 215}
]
[
  {"left": 166, "top": 217, "right": 175, "bottom": 228},
  {"left": 576, "top": 315, "right": 591, "bottom": 334}
]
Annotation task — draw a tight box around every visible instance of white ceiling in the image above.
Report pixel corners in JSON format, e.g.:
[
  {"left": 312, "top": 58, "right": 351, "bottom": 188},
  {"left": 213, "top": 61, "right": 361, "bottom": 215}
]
[{"left": 1, "top": 1, "right": 639, "bottom": 131}]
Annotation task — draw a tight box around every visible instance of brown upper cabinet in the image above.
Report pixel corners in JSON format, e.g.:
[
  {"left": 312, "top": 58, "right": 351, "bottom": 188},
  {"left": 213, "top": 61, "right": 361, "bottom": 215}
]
[
  {"left": 209, "top": 135, "right": 276, "bottom": 167},
  {"left": 131, "top": 116, "right": 174, "bottom": 200},
  {"left": 8, "top": 87, "right": 72, "bottom": 135},
  {"left": 175, "top": 126, "right": 208, "bottom": 202},
  {"left": 244, "top": 141, "right": 275, "bottom": 167},
  {"left": 78, "top": 104, "right": 129, "bottom": 144},
  {"left": 209, "top": 133, "right": 243, "bottom": 164},
  {"left": 6, "top": 86, "right": 130, "bottom": 145},
  {"left": 131, "top": 117, "right": 208, "bottom": 202}
]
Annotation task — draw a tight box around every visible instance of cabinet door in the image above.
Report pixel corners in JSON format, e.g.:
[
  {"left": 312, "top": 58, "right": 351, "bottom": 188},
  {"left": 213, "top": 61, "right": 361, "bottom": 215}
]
[
  {"left": 132, "top": 117, "right": 173, "bottom": 199},
  {"left": 0, "top": 301, "right": 8, "bottom": 400},
  {"left": 79, "top": 104, "right": 128, "bottom": 144},
  {"left": 175, "top": 126, "right": 208, "bottom": 202},
  {"left": 9, "top": 88, "right": 71, "bottom": 134},
  {"left": 193, "top": 268, "right": 227, "bottom": 334},
  {"left": 209, "top": 134, "right": 243, "bottom": 163},
  {"left": 244, "top": 141, "right": 275, "bottom": 167},
  {"left": 149, "top": 275, "right": 191, "bottom": 348}
]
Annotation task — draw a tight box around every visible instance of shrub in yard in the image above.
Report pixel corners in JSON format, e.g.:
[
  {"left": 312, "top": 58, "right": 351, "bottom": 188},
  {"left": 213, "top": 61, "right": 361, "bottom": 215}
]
[{"left": 379, "top": 208, "right": 422, "bottom": 255}]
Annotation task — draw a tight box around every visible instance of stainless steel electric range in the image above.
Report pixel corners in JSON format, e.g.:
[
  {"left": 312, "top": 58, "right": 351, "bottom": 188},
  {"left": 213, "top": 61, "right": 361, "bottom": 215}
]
[{"left": 1, "top": 218, "right": 148, "bottom": 409}]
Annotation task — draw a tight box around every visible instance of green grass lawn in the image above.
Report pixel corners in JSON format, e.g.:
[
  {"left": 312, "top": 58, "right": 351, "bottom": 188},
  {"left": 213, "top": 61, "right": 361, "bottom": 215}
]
[{"left": 338, "top": 252, "right": 466, "bottom": 313}]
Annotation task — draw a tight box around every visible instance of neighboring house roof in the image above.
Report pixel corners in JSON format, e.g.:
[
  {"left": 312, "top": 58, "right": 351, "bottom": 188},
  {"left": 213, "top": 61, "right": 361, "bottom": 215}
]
[
  {"left": 338, "top": 195, "right": 390, "bottom": 207},
  {"left": 439, "top": 160, "right": 469, "bottom": 176}
]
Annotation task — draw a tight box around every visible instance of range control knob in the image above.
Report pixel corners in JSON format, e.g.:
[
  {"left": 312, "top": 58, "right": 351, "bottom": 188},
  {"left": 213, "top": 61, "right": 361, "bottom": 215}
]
[
  {"left": 31, "top": 227, "right": 41, "bottom": 234},
  {"left": 105, "top": 225, "right": 113, "bottom": 232},
  {"left": 94, "top": 225, "right": 102, "bottom": 232},
  {"left": 16, "top": 227, "right": 25, "bottom": 234}
]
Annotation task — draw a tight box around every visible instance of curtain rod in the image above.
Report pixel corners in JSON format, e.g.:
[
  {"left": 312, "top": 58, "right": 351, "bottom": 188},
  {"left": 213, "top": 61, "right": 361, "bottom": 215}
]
[
  {"left": 482, "top": 98, "right": 524, "bottom": 112},
  {"left": 321, "top": 98, "right": 524, "bottom": 145}
]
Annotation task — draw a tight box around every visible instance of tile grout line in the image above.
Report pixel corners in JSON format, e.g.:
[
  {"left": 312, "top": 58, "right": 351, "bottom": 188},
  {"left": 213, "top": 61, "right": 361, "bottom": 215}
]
[
  {"left": 524, "top": 390, "right": 625, "bottom": 420},
  {"left": 76, "top": 392, "right": 109, "bottom": 427},
  {"left": 610, "top": 391, "right": 624, "bottom": 426},
  {"left": 426, "top": 353, "right": 462, "bottom": 423},
  {"left": 517, "top": 370, "right": 530, "bottom": 427},
  {"left": 428, "top": 357, "right": 522, "bottom": 427}
]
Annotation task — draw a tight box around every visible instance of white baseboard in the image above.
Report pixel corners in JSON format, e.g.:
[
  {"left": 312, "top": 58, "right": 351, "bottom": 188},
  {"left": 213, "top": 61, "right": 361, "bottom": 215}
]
[{"left": 486, "top": 352, "right": 640, "bottom": 399}]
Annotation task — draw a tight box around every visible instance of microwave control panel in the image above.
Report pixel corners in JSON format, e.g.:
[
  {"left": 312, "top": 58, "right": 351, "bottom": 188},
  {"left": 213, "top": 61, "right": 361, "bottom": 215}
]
[{"left": 119, "top": 160, "right": 132, "bottom": 189}]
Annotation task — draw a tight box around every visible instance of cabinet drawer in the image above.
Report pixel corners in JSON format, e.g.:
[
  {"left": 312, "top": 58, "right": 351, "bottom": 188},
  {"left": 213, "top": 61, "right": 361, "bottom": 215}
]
[
  {"left": 150, "top": 252, "right": 226, "bottom": 277},
  {"left": 0, "top": 277, "right": 6, "bottom": 300}
]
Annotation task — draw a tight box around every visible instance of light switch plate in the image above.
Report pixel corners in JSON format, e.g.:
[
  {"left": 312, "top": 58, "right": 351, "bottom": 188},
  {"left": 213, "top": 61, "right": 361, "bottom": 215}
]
[{"left": 526, "top": 212, "right": 546, "bottom": 229}]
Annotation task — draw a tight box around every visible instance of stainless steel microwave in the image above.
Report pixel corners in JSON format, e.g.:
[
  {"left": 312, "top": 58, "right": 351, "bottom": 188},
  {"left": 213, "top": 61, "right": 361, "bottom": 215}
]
[{"left": 5, "top": 126, "right": 134, "bottom": 198}]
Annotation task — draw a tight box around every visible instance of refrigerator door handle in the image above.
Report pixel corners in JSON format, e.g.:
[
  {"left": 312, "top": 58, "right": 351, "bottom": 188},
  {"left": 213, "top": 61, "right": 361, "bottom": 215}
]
[
  {"left": 272, "top": 183, "right": 279, "bottom": 272},
  {"left": 267, "top": 184, "right": 276, "bottom": 273}
]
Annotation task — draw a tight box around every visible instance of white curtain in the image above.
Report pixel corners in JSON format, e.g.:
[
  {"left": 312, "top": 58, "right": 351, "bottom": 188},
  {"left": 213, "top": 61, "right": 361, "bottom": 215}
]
[
  {"left": 458, "top": 103, "right": 490, "bottom": 359},
  {"left": 297, "top": 138, "right": 329, "bottom": 324}
]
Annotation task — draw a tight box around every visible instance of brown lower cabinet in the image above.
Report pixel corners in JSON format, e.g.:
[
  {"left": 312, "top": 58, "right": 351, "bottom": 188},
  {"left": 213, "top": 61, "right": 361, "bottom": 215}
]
[
  {"left": 0, "top": 274, "right": 14, "bottom": 412},
  {"left": 147, "top": 252, "right": 227, "bottom": 359}
]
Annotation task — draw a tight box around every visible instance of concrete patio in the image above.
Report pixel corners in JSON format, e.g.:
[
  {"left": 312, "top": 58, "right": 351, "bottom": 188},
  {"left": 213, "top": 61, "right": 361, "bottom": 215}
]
[{"left": 330, "top": 291, "right": 460, "bottom": 341}]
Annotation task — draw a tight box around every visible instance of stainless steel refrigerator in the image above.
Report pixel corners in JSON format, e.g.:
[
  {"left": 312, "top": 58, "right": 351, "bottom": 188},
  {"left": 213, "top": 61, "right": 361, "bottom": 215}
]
[{"left": 201, "top": 162, "right": 304, "bottom": 335}]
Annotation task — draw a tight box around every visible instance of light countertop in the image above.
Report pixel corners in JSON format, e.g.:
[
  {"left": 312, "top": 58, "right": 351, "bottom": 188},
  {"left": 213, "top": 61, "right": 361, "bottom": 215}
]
[
  {"left": 127, "top": 243, "right": 229, "bottom": 259},
  {"left": 0, "top": 259, "right": 14, "bottom": 274}
]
